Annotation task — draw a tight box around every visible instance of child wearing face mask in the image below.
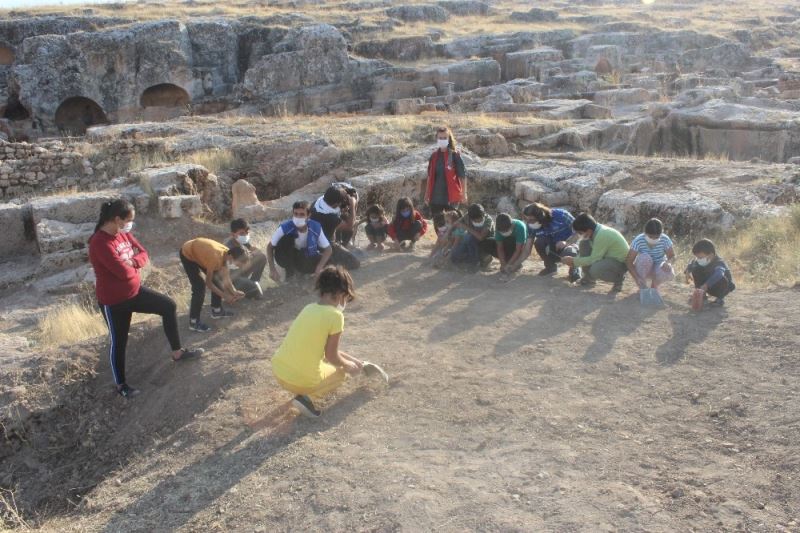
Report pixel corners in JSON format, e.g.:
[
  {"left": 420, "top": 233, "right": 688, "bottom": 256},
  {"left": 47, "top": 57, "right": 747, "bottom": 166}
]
[
  {"left": 89, "top": 199, "right": 204, "bottom": 398},
  {"left": 626, "top": 218, "right": 676, "bottom": 291},
  {"left": 429, "top": 209, "right": 464, "bottom": 266},
  {"left": 224, "top": 218, "right": 267, "bottom": 299},
  {"left": 360, "top": 204, "right": 390, "bottom": 251},
  {"left": 685, "top": 238, "right": 735, "bottom": 308},
  {"left": 388, "top": 197, "right": 428, "bottom": 251},
  {"left": 272, "top": 265, "right": 364, "bottom": 418}
]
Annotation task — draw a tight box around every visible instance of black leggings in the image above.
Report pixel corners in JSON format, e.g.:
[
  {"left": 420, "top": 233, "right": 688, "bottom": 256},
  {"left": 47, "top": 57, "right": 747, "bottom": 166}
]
[
  {"left": 99, "top": 286, "right": 181, "bottom": 386},
  {"left": 180, "top": 251, "right": 223, "bottom": 320}
]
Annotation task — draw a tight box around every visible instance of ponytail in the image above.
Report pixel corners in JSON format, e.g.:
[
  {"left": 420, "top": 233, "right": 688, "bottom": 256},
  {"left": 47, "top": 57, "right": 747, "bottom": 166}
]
[{"left": 93, "top": 199, "right": 134, "bottom": 234}]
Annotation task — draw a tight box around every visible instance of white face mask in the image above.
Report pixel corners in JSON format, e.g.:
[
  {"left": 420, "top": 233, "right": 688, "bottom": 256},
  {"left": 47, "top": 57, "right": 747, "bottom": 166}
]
[
  {"left": 471, "top": 219, "right": 483, "bottom": 228},
  {"left": 236, "top": 234, "right": 250, "bottom": 245},
  {"left": 645, "top": 236, "right": 660, "bottom": 246},
  {"left": 293, "top": 217, "right": 307, "bottom": 228},
  {"left": 370, "top": 217, "right": 381, "bottom": 224},
  {"left": 696, "top": 257, "right": 711, "bottom": 267},
  {"left": 500, "top": 230, "right": 513, "bottom": 238},
  {"left": 528, "top": 222, "right": 542, "bottom": 230},
  {"left": 437, "top": 139, "right": 449, "bottom": 150},
  {"left": 120, "top": 221, "right": 134, "bottom": 233}
]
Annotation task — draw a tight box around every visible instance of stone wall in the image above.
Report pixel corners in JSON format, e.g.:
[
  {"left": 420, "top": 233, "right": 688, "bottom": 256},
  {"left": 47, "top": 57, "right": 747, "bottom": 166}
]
[{"left": 0, "top": 140, "right": 92, "bottom": 199}]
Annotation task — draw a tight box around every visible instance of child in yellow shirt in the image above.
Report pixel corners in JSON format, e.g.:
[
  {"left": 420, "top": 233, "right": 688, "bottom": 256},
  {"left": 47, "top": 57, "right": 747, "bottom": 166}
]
[{"left": 271, "top": 265, "right": 364, "bottom": 417}]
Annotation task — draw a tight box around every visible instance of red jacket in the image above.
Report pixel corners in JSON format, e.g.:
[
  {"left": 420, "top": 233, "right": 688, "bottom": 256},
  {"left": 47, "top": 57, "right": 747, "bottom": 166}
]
[
  {"left": 388, "top": 210, "right": 428, "bottom": 240},
  {"left": 426, "top": 149, "right": 465, "bottom": 205},
  {"left": 88, "top": 231, "right": 149, "bottom": 306}
]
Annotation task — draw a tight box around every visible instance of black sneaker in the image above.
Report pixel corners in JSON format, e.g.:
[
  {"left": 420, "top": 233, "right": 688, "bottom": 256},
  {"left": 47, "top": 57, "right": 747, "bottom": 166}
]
[
  {"left": 538, "top": 266, "right": 558, "bottom": 276},
  {"left": 210, "top": 308, "right": 234, "bottom": 320},
  {"left": 189, "top": 320, "right": 211, "bottom": 332},
  {"left": 117, "top": 383, "right": 140, "bottom": 399},
  {"left": 292, "top": 395, "right": 321, "bottom": 418},
  {"left": 709, "top": 298, "right": 725, "bottom": 307},
  {"left": 611, "top": 280, "right": 624, "bottom": 293},
  {"left": 579, "top": 276, "right": 596, "bottom": 287},
  {"left": 479, "top": 255, "right": 493, "bottom": 269},
  {"left": 173, "top": 347, "right": 205, "bottom": 361}
]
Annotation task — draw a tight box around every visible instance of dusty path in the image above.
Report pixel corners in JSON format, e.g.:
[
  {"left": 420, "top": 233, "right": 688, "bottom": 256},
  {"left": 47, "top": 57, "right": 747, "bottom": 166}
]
[{"left": 9, "top": 250, "right": 800, "bottom": 532}]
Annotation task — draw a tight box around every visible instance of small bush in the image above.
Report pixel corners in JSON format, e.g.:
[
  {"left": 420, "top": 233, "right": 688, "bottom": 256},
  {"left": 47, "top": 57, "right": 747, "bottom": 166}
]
[{"left": 36, "top": 303, "right": 107, "bottom": 347}]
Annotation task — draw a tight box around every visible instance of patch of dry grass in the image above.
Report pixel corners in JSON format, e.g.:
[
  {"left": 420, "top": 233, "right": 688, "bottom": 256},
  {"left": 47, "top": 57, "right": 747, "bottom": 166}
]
[
  {"left": 36, "top": 302, "right": 107, "bottom": 348},
  {"left": 672, "top": 204, "right": 800, "bottom": 288}
]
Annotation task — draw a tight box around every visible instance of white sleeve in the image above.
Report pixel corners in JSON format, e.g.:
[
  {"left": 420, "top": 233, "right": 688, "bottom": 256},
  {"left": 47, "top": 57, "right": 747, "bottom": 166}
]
[
  {"left": 318, "top": 229, "right": 330, "bottom": 249},
  {"left": 269, "top": 226, "right": 285, "bottom": 247}
]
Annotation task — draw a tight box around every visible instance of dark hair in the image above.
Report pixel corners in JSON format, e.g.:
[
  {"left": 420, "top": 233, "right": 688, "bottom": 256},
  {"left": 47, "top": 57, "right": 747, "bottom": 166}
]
[
  {"left": 432, "top": 213, "right": 446, "bottom": 230},
  {"left": 692, "top": 238, "right": 716, "bottom": 256},
  {"left": 436, "top": 125, "right": 457, "bottom": 150},
  {"left": 496, "top": 213, "right": 512, "bottom": 232},
  {"left": 231, "top": 218, "right": 249, "bottom": 233},
  {"left": 522, "top": 202, "right": 553, "bottom": 225},
  {"left": 644, "top": 218, "right": 663, "bottom": 236},
  {"left": 228, "top": 246, "right": 247, "bottom": 261},
  {"left": 366, "top": 204, "right": 384, "bottom": 217},
  {"left": 394, "top": 197, "right": 414, "bottom": 223},
  {"left": 322, "top": 186, "right": 346, "bottom": 208},
  {"left": 572, "top": 212, "right": 598, "bottom": 233},
  {"left": 94, "top": 199, "right": 134, "bottom": 234},
  {"left": 292, "top": 200, "right": 310, "bottom": 213},
  {"left": 443, "top": 209, "right": 460, "bottom": 223},
  {"left": 467, "top": 203, "right": 485, "bottom": 221},
  {"left": 316, "top": 265, "right": 355, "bottom": 302}
]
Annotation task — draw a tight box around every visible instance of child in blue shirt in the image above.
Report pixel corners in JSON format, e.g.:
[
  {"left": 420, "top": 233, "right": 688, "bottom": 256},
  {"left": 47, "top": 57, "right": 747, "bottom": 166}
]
[
  {"left": 685, "top": 238, "right": 735, "bottom": 307},
  {"left": 625, "top": 218, "right": 676, "bottom": 290}
]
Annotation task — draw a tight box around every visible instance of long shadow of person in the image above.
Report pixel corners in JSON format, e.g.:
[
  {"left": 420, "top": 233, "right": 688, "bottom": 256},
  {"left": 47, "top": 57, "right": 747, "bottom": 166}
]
[
  {"left": 654, "top": 307, "right": 727, "bottom": 365},
  {"left": 582, "top": 293, "right": 660, "bottom": 363},
  {"left": 100, "top": 387, "right": 374, "bottom": 532}
]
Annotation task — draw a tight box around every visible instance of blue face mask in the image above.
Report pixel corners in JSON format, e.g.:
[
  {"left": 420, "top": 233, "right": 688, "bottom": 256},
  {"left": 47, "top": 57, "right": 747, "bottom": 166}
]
[{"left": 401, "top": 209, "right": 412, "bottom": 218}]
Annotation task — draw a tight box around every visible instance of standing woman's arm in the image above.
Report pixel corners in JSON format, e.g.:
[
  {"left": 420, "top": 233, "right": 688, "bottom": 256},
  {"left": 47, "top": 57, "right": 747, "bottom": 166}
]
[
  {"left": 128, "top": 234, "right": 150, "bottom": 269},
  {"left": 455, "top": 152, "right": 467, "bottom": 201},
  {"left": 92, "top": 238, "right": 138, "bottom": 281}
]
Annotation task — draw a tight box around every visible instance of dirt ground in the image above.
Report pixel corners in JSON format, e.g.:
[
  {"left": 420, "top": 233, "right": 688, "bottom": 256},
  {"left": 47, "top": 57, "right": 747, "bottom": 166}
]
[{"left": 3, "top": 241, "right": 800, "bottom": 532}]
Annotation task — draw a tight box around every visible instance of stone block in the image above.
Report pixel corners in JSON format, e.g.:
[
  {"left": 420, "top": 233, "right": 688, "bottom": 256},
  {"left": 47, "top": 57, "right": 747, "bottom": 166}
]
[
  {"left": 35, "top": 218, "right": 94, "bottom": 255},
  {"left": 158, "top": 195, "right": 202, "bottom": 219},
  {"left": 30, "top": 192, "right": 118, "bottom": 225},
  {"left": 0, "top": 203, "right": 34, "bottom": 259}
]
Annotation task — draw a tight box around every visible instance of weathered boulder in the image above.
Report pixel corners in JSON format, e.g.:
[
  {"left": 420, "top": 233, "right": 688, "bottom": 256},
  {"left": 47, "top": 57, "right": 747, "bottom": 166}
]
[
  {"left": 592, "top": 88, "right": 654, "bottom": 107},
  {"left": 29, "top": 191, "right": 118, "bottom": 225},
  {"left": 0, "top": 202, "right": 34, "bottom": 259},
  {"left": 158, "top": 195, "right": 203, "bottom": 219},
  {"left": 677, "top": 43, "right": 755, "bottom": 74},
  {"left": 510, "top": 8, "right": 559, "bottom": 23},
  {"left": 243, "top": 24, "right": 350, "bottom": 96},
  {"left": 35, "top": 218, "right": 94, "bottom": 255},
  {"left": 596, "top": 189, "right": 735, "bottom": 234},
  {"left": 460, "top": 132, "right": 510, "bottom": 157},
  {"left": 354, "top": 35, "right": 435, "bottom": 61},
  {"left": 443, "top": 30, "right": 576, "bottom": 60},
  {"left": 231, "top": 178, "right": 261, "bottom": 219},
  {"left": 386, "top": 4, "right": 449, "bottom": 23},
  {"left": 504, "top": 47, "right": 564, "bottom": 80},
  {"left": 437, "top": 1, "right": 491, "bottom": 16}
]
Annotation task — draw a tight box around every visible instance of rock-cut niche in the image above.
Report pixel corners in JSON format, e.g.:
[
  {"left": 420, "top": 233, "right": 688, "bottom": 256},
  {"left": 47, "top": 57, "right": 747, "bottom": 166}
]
[
  {"left": 140, "top": 83, "right": 191, "bottom": 108},
  {"left": 0, "top": 46, "right": 14, "bottom": 65},
  {"left": 54, "top": 96, "right": 109, "bottom": 135}
]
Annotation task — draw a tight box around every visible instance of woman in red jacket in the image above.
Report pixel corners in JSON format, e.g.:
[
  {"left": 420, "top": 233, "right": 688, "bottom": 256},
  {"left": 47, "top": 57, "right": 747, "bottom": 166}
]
[
  {"left": 423, "top": 126, "right": 467, "bottom": 216},
  {"left": 387, "top": 197, "right": 428, "bottom": 251},
  {"left": 88, "top": 199, "right": 202, "bottom": 398}
]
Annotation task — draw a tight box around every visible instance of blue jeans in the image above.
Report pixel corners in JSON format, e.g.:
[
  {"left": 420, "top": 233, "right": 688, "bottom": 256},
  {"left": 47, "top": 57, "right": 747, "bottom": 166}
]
[{"left": 451, "top": 234, "right": 494, "bottom": 265}]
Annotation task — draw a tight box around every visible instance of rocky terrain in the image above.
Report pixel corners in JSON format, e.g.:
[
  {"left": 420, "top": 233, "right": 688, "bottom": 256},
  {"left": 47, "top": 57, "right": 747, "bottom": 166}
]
[{"left": 0, "top": 0, "right": 799, "bottom": 530}]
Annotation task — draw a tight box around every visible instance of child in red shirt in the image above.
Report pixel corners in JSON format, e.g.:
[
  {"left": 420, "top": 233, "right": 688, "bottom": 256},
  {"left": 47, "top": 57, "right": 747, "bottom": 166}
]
[
  {"left": 387, "top": 197, "right": 428, "bottom": 251},
  {"left": 88, "top": 199, "right": 203, "bottom": 398}
]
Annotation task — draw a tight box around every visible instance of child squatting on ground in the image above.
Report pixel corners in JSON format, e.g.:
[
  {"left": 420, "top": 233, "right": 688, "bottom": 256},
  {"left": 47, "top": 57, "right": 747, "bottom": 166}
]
[
  {"left": 686, "top": 238, "right": 736, "bottom": 310},
  {"left": 270, "top": 265, "right": 365, "bottom": 418}
]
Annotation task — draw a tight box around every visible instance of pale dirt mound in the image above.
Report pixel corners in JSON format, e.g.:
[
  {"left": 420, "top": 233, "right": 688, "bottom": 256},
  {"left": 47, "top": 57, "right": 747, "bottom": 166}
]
[{"left": 5, "top": 250, "right": 800, "bottom": 532}]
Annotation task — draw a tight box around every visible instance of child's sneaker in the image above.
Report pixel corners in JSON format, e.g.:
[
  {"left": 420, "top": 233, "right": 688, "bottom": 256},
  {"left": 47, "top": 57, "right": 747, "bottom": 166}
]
[
  {"left": 210, "top": 308, "right": 234, "bottom": 320},
  {"left": 173, "top": 347, "right": 205, "bottom": 361},
  {"left": 292, "top": 395, "right": 321, "bottom": 418},
  {"left": 189, "top": 320, "right": 211, "bottom": 332},
  {"left": 709, "top": 298, "right": 725, "bottom": 307},
  {"left": 117, "top": 383, "right": 140, "bottom": 399},
  {"left": 567, "top": 267, "right": 581, "bottom": 283}
]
